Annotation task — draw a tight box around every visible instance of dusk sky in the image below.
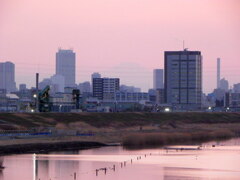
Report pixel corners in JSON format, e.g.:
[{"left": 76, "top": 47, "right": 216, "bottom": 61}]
[{"left": 0, "top": 0, "right": 240, "bottom": 93}]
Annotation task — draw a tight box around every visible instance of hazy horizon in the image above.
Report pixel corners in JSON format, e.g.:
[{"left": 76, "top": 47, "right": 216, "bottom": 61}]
[{"left": 0, "top": 0, "right": 240, "bottom": 93}]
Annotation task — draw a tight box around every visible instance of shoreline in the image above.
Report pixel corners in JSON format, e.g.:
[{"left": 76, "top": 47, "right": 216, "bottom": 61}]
[
  {"left": 0, "top": 141, "right": 107, "bottom": 156},
  {"left": 122, "top": 130, "right": 237, "bottom": 149},
  {"left": 0, "top": 112, "right": 239, "bottom": 155},
  {"left": 0, "top": 134, "right": 238, "bottom": 156}
]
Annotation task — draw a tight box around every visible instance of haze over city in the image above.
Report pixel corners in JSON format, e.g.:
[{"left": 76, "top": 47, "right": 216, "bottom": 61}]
[{"left": 0, "top": 0, "right": 240, "bottom": 92}]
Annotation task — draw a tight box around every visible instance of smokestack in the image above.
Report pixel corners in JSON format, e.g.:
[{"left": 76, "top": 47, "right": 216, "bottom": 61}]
[{"left": 217, "top": 58, "right": 220, "bottom": 89}]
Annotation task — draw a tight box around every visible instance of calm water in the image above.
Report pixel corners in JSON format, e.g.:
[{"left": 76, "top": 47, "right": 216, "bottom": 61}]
[{"left": 1, "top": 138, "right": 240, "bottom": 180}]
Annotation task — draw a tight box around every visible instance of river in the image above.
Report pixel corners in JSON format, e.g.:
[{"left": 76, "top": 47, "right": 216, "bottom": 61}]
[{"left": 0, "top": 138, "right": 240, "bottom": 180}]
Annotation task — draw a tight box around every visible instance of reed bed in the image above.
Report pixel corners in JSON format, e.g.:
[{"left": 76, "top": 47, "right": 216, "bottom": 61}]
[{"left": 122, "top": 130, "right": 234, "bottom": 148}]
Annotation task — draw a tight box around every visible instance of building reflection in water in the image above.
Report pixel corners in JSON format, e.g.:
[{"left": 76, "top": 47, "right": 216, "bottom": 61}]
[
  {"left": 35, "top": 150, "right": 80, "bottom": 180},
  {"left": 0, "top": 157, "right": 4, "bottom": 180}
]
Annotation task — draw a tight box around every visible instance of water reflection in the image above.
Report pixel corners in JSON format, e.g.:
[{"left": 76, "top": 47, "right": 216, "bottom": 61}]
[{"left": 1, "top": 138, "right": 240, "bottom": 180}]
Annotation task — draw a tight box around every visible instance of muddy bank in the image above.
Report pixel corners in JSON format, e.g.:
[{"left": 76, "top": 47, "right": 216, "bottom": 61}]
[{"left": 0, "top": 141, "right": 106, "bottom": 155}]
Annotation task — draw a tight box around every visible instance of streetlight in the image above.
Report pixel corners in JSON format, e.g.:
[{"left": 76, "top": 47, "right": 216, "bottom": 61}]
[
  {"left": 59, "top": 105, "right": 62, "bottom": 112},
  {"left": 33, "top": 94, "right": 37, "bottom": 112},
  {"left": 226, "top": 107, "right": 230, "bottom": 112},
  {"left": 164, "top": 107, "right": 170, "bottom": 112}
]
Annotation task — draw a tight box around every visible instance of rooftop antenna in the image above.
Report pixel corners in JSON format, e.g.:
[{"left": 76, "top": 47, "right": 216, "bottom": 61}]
[{"left": 183, "top": 40, "right": 188, "bottom": 51}]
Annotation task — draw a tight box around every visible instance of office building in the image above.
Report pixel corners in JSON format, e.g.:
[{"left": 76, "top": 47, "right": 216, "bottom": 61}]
[
  {"left": 39, "top": 75, "right": 65, "bottom": 93},
  {"left": 39, "top": 78, "right": 51, "bottom": 90},
  {"left": 153, "top": 69, "right": 164, "bottom": 89},
  {"left": 56, "top": 49, "right": 76, "bottom": 87},
  {"left": 164, "top": 49, "right": 202, "bottom": 110},
  {"left": 225, "top": 92, "right": 240, "bottom": 108},
  {"left": 50, "top": 74, "right": 65, "bottom": 93},
  {"left": 91, "top": 72, "right": 101, "bottom": 80},
  {"left": 233, "top": 83, "right": 240, "bottom": 93},
  {"left": 19, "top": 84, "right": 27, "bottom": 91},
  {"left": 79, "top": 81, "right": 91, "bottom": 93},
  {"left": 120, "top": 85, "right": 141, "bottom": 93},
  {"left": 115, "top": 91, "right": 149, "bottom": 102},
  {"left": 0, "top": 61, "right": 17, "bottom": 92},
  {"left": 219, "top": 78, "right": 229, "bottom": 92},
  {"left": 212, "top": 88, "right": 225, "bottom": 107},
  {"left": 156, "top": 89, "right": 165, "bottom": 104},
  {"left": 148, "top": 89, "right": 157, "bottom": 103},
  {"left": 93, "top": 78, "right": 120, "bottom": 100},
  {"left": 91, "top": 72, "right": 101, "bottom": 92}
]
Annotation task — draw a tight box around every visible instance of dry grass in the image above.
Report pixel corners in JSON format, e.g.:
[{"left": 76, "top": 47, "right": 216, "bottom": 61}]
[
  {"left": 1, "top": 112, "right": 240, "bottom": 129},
  {"left": 0, "top": 112, "right": 239, "bottom": 148},
  {"left": 122, "top": 130, "right": 235, "bottom": 148}
]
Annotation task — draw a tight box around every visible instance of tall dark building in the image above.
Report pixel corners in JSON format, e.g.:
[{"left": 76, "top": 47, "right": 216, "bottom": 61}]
[
  {"left": 92, "top": 78, "right": 104, "bottom": 100},
  {"left": 164, "top": 49, "right": 202, "bottom": 110}
]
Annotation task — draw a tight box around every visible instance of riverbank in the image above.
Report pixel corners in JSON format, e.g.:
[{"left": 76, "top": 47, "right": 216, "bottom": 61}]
[
  {"left": 122, "top": 130, "right": 235, "bottom": 148},
  {"left": 0, "top": 112, "right": 240, "bottom": 130},
  {"left": 0, "top": 112, "right": 239, "bottom": 153},
  {"left": 0, "top": 141, "right": 106, "bottom": 155}
]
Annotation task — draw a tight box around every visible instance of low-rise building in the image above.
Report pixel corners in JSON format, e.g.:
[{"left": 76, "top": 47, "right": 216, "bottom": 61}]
[
  {"left": 115, "top": 91, "right": 149, "bottom": 102},
  {"left": 51, "top": 92, "right": 77, "bottom": 112},
  {"left": 225, "top": 92, "right": 240, "bottom": 108},
  {"left": 0, "top": 90, "right": 19, "bottom": 112}
]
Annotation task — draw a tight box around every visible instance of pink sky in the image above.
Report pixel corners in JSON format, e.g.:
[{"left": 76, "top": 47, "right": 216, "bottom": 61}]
[{"left": 0, "top": 0, "right": 240, "bottom": 92}]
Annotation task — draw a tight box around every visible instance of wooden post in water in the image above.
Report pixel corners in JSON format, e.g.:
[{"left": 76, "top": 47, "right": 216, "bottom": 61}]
[
  {"left": 96, "top": 169, "right": 98, "bottom": 176},
  {"left": 74, "top": 172, "right": 76, "bottom": 180},
  {"left": 131, "top": 159, "right": 132, "bottom": 164},
  {"left": 113, "top": 165, "right": 115, "bottom": 171},
  {"left": 121, "top": 162, "right": 123, "bottom": 168},
  {"left": 104, "top": 168, "right": 107, "bottom": 175}
]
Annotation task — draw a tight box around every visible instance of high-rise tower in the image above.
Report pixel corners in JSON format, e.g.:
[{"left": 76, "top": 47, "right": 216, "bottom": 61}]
[
  {"left": 0, "top": 61, "right": 16, "bottom": 92},
  {"left": 153, "top": 69, "right": 164, "bottom": 89},
  {"left": 164, "top": 49, "right": 202, "bottom": 110},
  {"left": 56, "top": 49, "right": 76, "bottom": 87}
]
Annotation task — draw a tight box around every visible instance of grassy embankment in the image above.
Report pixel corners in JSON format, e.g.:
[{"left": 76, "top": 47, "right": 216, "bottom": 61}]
[{"left": 0, "top": 112, "right": 239, "bottom": 148}]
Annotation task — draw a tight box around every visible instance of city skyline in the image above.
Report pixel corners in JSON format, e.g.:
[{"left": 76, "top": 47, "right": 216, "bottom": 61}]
[
  {"left": 0, "top": 0, "right": 240, "bottom": 93},
  {"left": 0, "top": 49, "right": 239, "bottom": 94}
]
